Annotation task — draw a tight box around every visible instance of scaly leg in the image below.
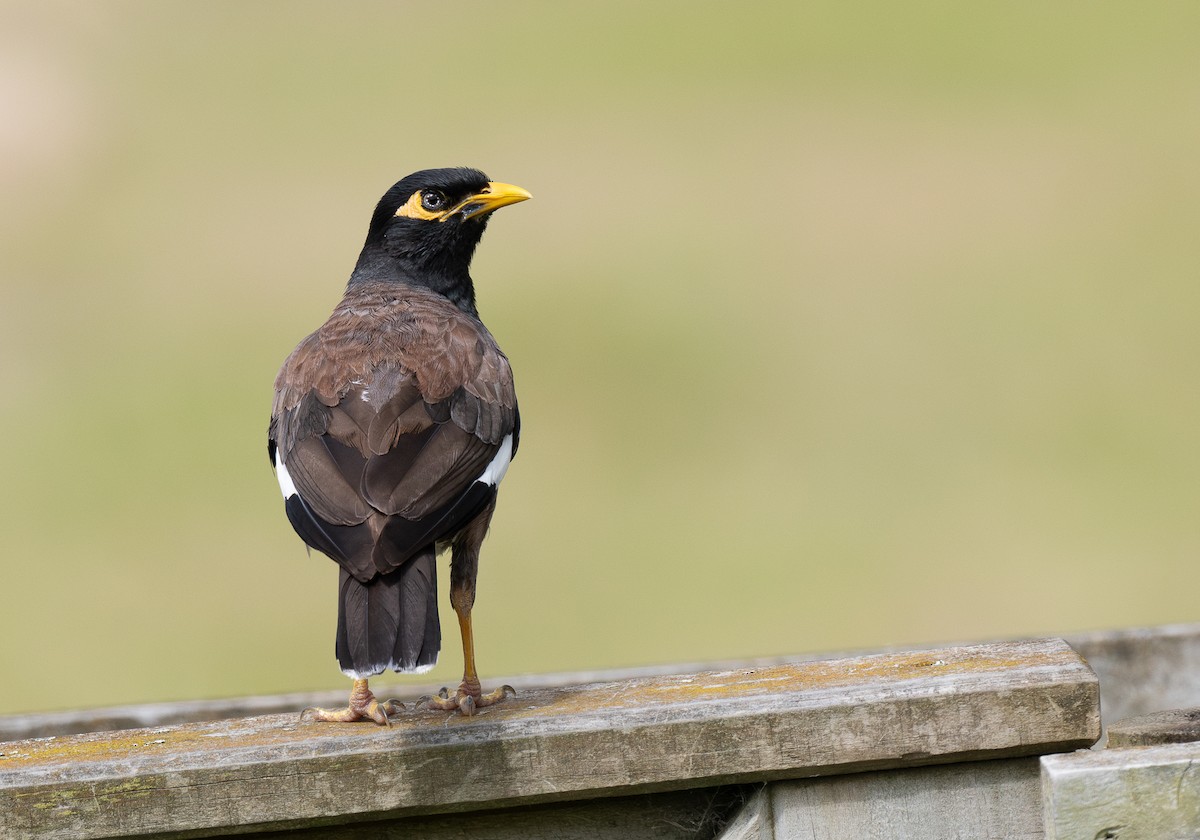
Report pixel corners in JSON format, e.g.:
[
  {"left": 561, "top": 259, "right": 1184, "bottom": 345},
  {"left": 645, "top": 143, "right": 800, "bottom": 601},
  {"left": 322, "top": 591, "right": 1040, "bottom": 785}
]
[
  {"left": 419, "top": 498, "right": 514, "bottom": 716},
  {"left": 301, "top": 678, "right": 404, "bottom": 726},
  {"left": 420, "top": 596, "right": 515, "bottom": 715}
]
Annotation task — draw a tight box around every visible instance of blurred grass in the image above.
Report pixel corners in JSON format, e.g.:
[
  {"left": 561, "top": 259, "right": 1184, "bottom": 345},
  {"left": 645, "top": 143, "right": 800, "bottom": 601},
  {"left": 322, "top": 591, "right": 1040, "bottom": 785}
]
[{"left": 1, "top": 1, "right": 1198, "bottom": 714}]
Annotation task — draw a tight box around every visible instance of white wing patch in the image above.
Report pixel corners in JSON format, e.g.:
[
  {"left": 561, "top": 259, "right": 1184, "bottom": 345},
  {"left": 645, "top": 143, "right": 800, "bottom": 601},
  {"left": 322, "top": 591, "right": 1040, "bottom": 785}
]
[
  {"left": 274, "top": 449, "right": 298, "bottom": 499},
  {"left": 478, "top": 433, "right": 514, "bottom": 486},
  {"left": 277, "top": 432, "right": 510, "bottom": 499}
]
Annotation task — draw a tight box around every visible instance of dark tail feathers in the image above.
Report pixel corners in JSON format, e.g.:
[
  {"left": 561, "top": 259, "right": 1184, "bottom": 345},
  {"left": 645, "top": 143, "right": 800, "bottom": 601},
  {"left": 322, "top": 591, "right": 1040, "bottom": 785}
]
[{"left": 335, "top": 548, "right": 440, "bottom": 677}]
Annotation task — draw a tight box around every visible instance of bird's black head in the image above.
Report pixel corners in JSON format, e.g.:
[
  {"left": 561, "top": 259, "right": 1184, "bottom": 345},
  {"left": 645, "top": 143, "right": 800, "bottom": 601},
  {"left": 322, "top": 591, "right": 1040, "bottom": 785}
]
[{"left": 350, "top": 167, "right": 531, "bottom": 315}]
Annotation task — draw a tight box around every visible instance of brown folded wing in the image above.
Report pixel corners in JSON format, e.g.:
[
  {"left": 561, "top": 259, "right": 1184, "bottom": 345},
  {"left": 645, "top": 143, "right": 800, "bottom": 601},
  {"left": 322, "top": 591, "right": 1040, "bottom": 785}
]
[{"left": 270, "top": 282, "right": 517, "bottom": 579}]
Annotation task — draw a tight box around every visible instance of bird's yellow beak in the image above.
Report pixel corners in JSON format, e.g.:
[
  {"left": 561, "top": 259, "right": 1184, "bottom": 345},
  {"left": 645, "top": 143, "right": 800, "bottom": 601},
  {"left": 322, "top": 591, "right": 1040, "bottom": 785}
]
[{"left": 454, "top": 182, "right": 532, "bottom": 221}]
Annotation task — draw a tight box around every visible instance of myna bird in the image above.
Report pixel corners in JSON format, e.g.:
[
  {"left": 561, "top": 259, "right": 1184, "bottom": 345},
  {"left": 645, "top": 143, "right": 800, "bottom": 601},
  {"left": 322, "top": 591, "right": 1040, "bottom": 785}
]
[{"left": 268, "top": 168, "right": 529, "bottom": 723}]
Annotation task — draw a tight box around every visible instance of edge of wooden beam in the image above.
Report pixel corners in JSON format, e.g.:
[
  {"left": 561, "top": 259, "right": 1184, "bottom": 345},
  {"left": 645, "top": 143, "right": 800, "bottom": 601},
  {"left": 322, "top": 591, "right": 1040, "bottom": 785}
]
[{"left": 1, "top": 638, "right": 1098, "bottom": 840}]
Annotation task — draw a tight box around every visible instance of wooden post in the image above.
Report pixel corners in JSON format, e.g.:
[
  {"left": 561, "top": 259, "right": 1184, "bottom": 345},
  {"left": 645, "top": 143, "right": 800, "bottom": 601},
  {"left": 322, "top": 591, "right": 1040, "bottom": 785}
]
[
  {"left": 1042, "top": 742, "right": 1200, "bottom": 839},
  {"left": 722, "top": 758, "right": 1044, "bottom": 840}
]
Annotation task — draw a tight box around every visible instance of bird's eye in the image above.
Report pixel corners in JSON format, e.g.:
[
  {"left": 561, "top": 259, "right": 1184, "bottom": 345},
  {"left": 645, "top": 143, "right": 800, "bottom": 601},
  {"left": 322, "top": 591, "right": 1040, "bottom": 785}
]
[{"left": 421, "top": 190, "right": 447, "bottom": 211}]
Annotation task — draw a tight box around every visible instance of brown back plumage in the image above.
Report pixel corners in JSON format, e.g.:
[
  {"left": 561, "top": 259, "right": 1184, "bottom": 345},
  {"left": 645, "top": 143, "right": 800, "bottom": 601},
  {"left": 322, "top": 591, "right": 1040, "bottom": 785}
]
[
  {"left": 272, "top": 280, "right": 517, "bottom": 563},
  {"left": 269, "top": 280, "right": 519, "bottom": 676}
]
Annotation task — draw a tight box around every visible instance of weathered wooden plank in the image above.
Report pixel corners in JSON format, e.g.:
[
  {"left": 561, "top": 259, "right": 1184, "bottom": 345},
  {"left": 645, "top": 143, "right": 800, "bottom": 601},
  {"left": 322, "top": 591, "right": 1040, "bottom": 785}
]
[
  {"left": 1066, "top": 623, "right": 1200, "bottom": 728},
  {"left": 1, "top": 664, "right": 779, "bottom": 741},
  {"left": 9, "top": 622, "right": 1194, "bottom": 743},
  {"left": 1042, "top": 742, "right": 1200, "bottom": 840},
  {"left": 0, "top": 639, "right": 1097, "bottom": 840},
  {"left": 1106, "top": 708, "right": 1200, "bottom": 748},
  {"left": 761, "top": 758, "right": 1043, "bottom": 840}
]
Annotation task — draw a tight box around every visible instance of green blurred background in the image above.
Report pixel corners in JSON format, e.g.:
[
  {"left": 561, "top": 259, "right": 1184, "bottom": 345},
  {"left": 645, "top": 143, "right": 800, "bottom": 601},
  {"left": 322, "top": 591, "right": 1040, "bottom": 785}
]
[{"left": 1, "top": 2, "right": 1197, "bottom": 715}]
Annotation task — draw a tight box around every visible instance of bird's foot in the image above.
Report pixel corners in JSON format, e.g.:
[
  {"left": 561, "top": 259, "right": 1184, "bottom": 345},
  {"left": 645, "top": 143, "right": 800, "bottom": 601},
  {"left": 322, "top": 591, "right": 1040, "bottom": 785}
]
[
  {"left": 299, "top": 678, "right": 404, "bottom": 726},
  {"left": 418, "top": 678, "right": 515, "bottom": 716}
]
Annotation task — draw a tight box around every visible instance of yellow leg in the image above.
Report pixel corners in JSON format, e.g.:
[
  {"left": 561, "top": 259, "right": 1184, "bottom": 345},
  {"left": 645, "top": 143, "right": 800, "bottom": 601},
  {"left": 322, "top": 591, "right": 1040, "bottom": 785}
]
[
  {"left": 419, "top": 604, "right": 514, "bottom": 716},
  {"left": 420, "top": 498, "right": 515, "bottom": 716}
]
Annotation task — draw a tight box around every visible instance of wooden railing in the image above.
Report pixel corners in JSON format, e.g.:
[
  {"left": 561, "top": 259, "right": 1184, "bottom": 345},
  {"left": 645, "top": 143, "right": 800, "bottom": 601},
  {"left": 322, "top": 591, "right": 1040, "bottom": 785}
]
[{"left": 2, "top": 624, "right": 1199, "bottom": 839}]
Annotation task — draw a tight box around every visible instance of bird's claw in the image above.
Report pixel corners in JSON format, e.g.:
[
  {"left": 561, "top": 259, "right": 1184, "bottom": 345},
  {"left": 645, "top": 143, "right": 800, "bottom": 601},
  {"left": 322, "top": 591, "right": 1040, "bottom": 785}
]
[
  {"left": 298, "top": 681, "right": 404, "bottom": 726},
  {"left": 417, "top": 683, "right": 516, "bottom": 716}
]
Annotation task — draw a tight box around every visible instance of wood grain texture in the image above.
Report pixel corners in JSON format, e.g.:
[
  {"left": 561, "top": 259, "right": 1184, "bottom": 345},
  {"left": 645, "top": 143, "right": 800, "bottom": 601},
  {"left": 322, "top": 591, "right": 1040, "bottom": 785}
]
[
  {"left": 1042, "top": 742, "right": 1200, "bottom": 840},
  {"left": 0, "top": 639, "right": 1098, "bottom": 840},
  {"left": 1106, "top": 708, "right": 1200, "bottom": 748},
  {"left": 764, "top": 758, "right": 1043, "bottom": 840},
  {"left": 1066, "top": 623, "right": 1200, "bottom": 730}
]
